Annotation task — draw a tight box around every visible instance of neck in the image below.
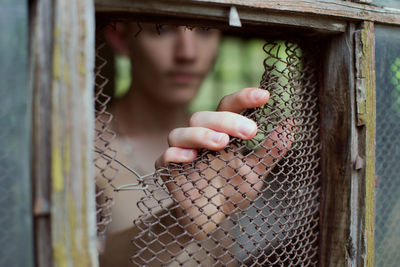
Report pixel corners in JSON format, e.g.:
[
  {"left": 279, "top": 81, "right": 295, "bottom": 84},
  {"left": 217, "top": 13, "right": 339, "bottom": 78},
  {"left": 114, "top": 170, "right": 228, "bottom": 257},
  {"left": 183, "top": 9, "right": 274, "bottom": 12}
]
[{"left": 112, "top": 88, "right": 191, "bottom": 138}]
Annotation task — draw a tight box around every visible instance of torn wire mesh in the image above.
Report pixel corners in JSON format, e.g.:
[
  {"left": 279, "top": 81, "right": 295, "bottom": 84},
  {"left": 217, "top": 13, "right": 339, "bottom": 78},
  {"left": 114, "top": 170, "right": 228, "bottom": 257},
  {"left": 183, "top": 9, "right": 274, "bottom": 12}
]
[
  {"left": 94, "top": 41, "right": 119, "bottom": 235},
  {"left": 127, "top": 40, "right": 322, "bottom": 266}
]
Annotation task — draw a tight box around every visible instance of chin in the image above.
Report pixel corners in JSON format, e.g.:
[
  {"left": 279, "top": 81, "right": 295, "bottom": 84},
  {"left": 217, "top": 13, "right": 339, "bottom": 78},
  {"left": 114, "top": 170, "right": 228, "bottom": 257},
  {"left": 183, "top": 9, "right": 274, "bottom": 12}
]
[
  {"left": 165, "top": 95, "right": 196, "bottom": 106},
  {"left": 159, "top": 86, "right": 199, "bottom": 106}
]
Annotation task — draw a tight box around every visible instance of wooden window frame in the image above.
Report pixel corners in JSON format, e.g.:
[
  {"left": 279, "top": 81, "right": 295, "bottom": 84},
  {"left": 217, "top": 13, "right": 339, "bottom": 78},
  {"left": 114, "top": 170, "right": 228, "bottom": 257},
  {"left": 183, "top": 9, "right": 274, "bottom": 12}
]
[{"left": 30, "top": 0, "right": 397, "bottom": 266}]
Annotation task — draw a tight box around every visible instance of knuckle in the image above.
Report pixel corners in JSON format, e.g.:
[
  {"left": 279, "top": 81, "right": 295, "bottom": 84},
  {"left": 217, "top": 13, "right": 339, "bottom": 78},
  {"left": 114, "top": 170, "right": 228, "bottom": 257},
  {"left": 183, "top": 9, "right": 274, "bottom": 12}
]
[
  {"left": 199, "top": 128, "right": 211, "bottom": 143},
  {"left": 239, "top": 88, "right": 252, "bottom": 105},
  {"left": 187, "top": 128, "right": 207, "bottom": 147}
]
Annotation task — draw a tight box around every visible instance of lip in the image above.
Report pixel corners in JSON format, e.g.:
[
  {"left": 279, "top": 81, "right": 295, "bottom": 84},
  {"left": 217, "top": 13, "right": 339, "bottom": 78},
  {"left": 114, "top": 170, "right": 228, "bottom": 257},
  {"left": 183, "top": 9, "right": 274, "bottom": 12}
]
[{"left": 168, "top": 71, "right": 199, "bottom": 84}]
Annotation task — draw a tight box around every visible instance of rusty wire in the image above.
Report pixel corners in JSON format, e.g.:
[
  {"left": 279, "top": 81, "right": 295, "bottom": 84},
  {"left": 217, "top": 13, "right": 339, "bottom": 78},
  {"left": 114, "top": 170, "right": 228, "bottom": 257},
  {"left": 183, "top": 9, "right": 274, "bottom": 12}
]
[
  {"left": 94, "top": 41, "right": 119, "bottom": 235},
  {"left": 93, "top": 21, "right": 321, "bottom": 265},
  {"left": 127, "top": 40, "right": 322, "bottom": 266}
]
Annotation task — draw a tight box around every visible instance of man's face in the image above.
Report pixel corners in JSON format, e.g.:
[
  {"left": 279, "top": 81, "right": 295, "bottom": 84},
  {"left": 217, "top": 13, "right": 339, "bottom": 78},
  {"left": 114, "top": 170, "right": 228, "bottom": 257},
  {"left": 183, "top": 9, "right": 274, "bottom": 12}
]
[{"left": 126, "top": 23, "right": 220, "bottom": 105}]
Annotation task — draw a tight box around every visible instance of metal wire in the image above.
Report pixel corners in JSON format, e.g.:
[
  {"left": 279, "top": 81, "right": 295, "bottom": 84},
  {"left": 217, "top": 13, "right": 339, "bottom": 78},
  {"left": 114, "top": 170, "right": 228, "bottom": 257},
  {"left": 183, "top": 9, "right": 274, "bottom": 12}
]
[
  {"left": 129, "top": 40, "right": 321, "bottom": 266},
  {"left": 93, "top": 21, "right": 321, "bottom": 265},
  {"left": 94, "top": 41, "right": 119, "bottom": 235},
  {"left": 374, "top": 37, "right": 400, "bottom": 267}
]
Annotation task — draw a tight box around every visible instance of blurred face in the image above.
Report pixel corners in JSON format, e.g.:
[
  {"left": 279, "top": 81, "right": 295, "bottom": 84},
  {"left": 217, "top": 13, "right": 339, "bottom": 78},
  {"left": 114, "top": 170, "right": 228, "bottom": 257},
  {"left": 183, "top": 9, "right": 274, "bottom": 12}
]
[{"left": 125, "top": 23, "right": 220, "bottom": 105}]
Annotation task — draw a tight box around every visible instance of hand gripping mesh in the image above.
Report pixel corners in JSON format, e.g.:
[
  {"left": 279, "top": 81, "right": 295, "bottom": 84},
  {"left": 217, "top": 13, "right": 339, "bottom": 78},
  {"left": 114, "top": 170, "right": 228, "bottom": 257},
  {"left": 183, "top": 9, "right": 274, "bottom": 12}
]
[{"left": 129, "top": 40, "right": 321, "bottom": 266}]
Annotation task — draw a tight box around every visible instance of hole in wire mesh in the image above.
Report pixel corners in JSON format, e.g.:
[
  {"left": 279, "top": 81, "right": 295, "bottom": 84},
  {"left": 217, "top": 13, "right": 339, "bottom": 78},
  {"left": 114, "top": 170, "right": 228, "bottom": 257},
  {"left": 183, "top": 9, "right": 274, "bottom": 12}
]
[{"left": 94, "top": 23, "right": 321, "bottom": 266}]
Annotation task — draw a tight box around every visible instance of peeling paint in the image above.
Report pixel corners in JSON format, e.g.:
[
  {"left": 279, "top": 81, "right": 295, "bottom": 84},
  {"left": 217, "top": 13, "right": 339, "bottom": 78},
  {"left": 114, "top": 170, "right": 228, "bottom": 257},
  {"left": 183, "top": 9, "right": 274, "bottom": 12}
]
[
  {"left": 53, "top": 242, "right": 67, "bottom": 267},
  {"left": 52, "top": 146, "right": 64, "bottom": 192},
  {"left": 357, "top": 21, "right": 376, "bottom": 267}
]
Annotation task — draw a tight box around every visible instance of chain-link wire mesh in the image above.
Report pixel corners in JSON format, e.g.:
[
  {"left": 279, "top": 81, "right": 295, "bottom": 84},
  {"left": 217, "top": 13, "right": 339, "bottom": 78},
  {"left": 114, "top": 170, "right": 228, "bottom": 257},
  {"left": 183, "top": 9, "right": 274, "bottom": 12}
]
[
  {"left": 127, "top": 40, "right": 322, "bottom": 266},
  {"left": 94, "top": 40, "right": 119, "bottom": 235},
  {"left": 374, "top": 26, "right": 400, "bottom": 267},
  {"left": 93, "top": 21, "right": 321, "bottom": 265}
]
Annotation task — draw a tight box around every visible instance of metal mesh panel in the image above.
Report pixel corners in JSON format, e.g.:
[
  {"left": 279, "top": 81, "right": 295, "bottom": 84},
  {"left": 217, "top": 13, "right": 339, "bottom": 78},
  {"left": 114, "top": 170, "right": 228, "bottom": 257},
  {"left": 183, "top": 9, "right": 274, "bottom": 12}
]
[
  {"left": 94, "top": 41, "right": 119, "bottom": 235},
  {"left": 93, "top": 21, "right": 321, "bottom": 265},
  {"left": 126, "top": 40, "right": 322, "bottom": 266},
  {"left": 374, "top": 26, "right": 400, "bottom": 267}
]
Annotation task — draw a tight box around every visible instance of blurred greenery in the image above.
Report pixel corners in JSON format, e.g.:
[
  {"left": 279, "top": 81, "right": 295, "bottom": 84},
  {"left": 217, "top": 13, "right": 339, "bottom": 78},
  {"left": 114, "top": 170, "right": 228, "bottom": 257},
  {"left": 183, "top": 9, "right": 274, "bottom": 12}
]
[
  {"left": 391, "top": 57, "right": 400, "bottom": 117},
  {"left": 114, "top": 55, "right": 131, "bottom": 98},
  {"left": 190, "top": 37, "right": 267, "bottom": 112}
]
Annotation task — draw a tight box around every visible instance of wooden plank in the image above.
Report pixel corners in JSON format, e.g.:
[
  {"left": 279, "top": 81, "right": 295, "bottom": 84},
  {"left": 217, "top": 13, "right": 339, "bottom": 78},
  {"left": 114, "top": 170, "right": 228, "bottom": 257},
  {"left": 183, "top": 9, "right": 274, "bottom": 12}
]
[
  {"left": 354, "top": 21, "right": 376, "bottom": 267},
  {"left": 318, "top": 24, "right": 355, "bottom": 266},
  {"left": 95, "top": 0, "right": 347, "bottom": 33},
  {"left": 319, "top": 21, "right": 376, "bottom": 266},
  {"left": 50, "top": 0, "right": 98, "bottom": 266},
  {"left": 194, "top": 0, "right": 400, "bottom": 25},
  {"left": 345, "top": 21, "right": 376, "bottom": 267},
  {"left": 30, "top": 0, "right": 54, "bottom": 266},
  {"left": 95, "top": 0, "right": 400, "bottom": 28}
]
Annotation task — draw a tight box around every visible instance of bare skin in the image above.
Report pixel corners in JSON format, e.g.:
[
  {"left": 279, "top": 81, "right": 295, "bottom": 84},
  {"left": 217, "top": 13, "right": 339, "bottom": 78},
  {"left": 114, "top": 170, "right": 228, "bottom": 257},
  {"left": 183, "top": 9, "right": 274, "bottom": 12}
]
[
  {"left": 155, "top": 87, "right": 292, "bottom": 240},
  {"left": 100, "top": 23, "right": 291, "bottom": 266}
]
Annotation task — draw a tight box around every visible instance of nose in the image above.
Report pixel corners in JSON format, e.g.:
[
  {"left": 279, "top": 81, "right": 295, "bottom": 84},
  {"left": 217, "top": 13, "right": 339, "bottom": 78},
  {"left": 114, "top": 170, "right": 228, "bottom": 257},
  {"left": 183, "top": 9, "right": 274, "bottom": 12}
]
[{"left": 175, "top": 28, "right": 197, "bottom": 62}]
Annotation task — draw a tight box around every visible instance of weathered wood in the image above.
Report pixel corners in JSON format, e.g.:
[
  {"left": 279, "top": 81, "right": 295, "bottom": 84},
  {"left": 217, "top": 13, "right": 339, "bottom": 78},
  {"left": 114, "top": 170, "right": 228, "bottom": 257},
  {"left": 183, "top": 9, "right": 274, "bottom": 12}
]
[
  {"left": 354, "top": 21, "right": 376, "bottom": 267},
  {"left": 95, "top": 0, "right": 347, "bottom": 33},
  {"left": 319, "top": 21, "right": 376, "bottom": 266},
  {"left": 30, "top": 0, "right": 54, "bottom": 266},
  {"left": 319, "top": 24, "right": 355, "bottom": 266},
  {"left": 50, "top": 0, "right": 98, "bottom": 266},
  {"left": 95, "top": 0, "right": 400, "bottom": 28}
]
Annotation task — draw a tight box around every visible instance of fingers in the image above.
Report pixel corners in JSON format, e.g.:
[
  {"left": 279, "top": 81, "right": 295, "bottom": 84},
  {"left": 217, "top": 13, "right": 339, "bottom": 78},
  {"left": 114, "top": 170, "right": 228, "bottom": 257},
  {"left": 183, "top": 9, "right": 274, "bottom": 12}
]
[
  {"left": 156, "top": 110, "right": 257, "bottom": 168},
  {"left": 217, "top": 87, "right": 269, "bottom": 113},
  {"left": 168, "top": 127, "right": 229, "bottom": 150},
  {"left": 190, "top": 111, "right": 257, "bottom": 140},
  {"left": 155, "top": 147, "right": 197, "bottom": 169},
  {"left": 156, "top": 87, "right": 270, "bottom": 168}
]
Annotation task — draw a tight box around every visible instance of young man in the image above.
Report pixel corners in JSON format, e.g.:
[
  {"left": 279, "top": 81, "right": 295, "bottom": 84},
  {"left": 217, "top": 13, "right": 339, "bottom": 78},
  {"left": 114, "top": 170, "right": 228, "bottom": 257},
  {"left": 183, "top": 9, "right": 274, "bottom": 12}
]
[{"left": 99, "top": 23, "right": 289, "bottom": 266}]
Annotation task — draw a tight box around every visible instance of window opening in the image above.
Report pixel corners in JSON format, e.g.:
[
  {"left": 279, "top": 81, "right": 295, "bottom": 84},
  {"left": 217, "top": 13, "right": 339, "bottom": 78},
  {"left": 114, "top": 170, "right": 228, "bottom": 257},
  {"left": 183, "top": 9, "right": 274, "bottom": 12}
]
[
  {"left": 94, "top": 21, "right": 322, "bottom": 266},
  {"left": 374, "top": 24, "right": 400, "bottom": 267}
]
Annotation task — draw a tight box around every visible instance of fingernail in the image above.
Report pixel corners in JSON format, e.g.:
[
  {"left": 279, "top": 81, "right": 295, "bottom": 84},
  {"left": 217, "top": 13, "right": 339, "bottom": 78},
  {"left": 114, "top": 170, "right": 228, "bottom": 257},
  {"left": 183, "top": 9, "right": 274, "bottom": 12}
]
[
  {"left": 239, "top": 120, "right": 257, "bottom": 138},
  {"left": 251, "top": 89, "right": 269, "bottom": 102},
  {"left": 209, "top": 131, "right": 225, "bottom": 144}
]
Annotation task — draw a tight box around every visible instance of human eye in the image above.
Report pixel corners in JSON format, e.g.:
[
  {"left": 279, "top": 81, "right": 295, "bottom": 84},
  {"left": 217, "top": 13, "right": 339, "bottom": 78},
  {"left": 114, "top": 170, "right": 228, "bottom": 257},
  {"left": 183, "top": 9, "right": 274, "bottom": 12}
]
[
  {"left": 157, "top": 25, "right": 176, "bottom": 35},
  {"left": 195, "top": 27, "right": 211, "bottom": 35},
  {"left": 194, "top": 27, "right": 220, "bottom": 38}
]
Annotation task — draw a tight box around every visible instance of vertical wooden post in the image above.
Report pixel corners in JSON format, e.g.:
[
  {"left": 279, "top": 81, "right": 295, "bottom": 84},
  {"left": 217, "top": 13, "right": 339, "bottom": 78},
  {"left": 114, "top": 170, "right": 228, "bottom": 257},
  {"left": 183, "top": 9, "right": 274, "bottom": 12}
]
[
  {"left": 319, "top": 21, "right": 376, "bottom": 266},
  {"left": 50, "top": 0, "right": 98, "bottom": 266},
  {"left": 354, "top": 21, "right": 376, "bottom": 267},
  {"left": 31, "top": 0, "right": 54, "bottom": 265},
  {"left": 319, "top": 24, "right": 355, "bottom": 266}
]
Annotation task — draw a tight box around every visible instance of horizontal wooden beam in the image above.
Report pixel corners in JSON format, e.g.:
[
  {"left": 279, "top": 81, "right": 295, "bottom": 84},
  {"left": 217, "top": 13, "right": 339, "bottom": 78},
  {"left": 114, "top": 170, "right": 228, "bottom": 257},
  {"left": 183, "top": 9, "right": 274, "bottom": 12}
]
[
  {"left": 95, "top": 0, "right": 347, "bottom": 33},
  {"left": 197, "top": 0, "right": 400, "bottom": 26},
  {"left": 95, "top": 0, "right": 400, "bottom": 31}
]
